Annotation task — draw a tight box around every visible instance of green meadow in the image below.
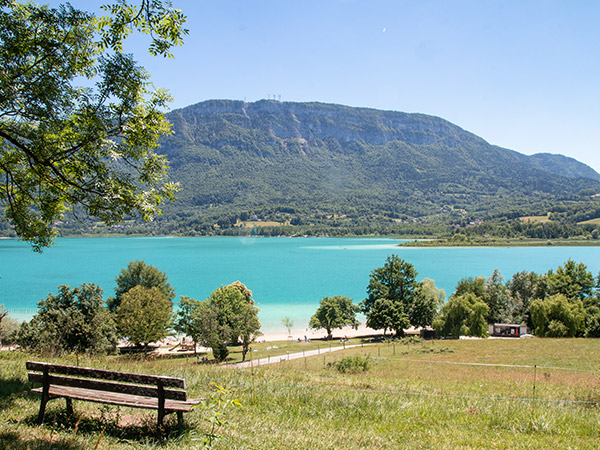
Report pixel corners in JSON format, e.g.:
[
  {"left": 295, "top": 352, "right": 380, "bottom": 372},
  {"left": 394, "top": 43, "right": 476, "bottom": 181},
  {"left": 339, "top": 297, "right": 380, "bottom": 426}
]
[{"left": 1, "top": 338, "right": 599, "bottom": 449}]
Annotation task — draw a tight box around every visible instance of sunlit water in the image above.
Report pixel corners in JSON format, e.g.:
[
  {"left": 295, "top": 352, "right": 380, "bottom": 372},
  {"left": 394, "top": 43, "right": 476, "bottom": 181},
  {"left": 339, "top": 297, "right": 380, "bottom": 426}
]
[{"left": 1, "top": 237, "right": 599, "bottom": 333}]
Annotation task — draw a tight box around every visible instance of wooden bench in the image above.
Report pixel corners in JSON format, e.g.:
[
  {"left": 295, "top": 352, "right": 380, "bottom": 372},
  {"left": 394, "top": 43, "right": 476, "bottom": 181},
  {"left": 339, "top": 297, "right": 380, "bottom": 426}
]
[{"left": 27, "top": 361, "right": 202, "bottom": 427}]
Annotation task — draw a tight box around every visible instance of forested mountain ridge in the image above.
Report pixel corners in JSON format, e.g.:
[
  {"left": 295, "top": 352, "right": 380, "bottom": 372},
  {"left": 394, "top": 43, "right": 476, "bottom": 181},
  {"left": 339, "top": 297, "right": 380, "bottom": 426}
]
[
  {"left": 525, "top": 153, "right": 600, "bottom": 181},
  {"left": 152, "top": 99, "right": 600, "bottom": 234},
  {"left": 5, "top": 99, "right": 595, "bottom": 239}
]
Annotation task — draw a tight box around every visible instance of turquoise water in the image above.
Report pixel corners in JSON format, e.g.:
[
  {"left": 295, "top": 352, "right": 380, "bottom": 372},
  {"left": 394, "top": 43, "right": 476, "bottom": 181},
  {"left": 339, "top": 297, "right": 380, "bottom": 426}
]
[{"left": 1, "top": 237, "right": 599, "bottom": 332}]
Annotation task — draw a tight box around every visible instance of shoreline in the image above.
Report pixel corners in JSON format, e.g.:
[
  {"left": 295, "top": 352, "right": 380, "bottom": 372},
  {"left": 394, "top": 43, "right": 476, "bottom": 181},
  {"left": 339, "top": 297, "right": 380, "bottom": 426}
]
[
  {"left": 160, "top": 324, "right": 386, "bottom": 350},
  {"left": 255, "top": 324, "right": 385, "bottom": 343}
]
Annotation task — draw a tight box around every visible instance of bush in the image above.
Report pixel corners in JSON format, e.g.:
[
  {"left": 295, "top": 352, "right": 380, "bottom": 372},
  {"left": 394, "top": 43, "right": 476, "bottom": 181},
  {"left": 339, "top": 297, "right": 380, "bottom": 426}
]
[
  {"left": 0, "top": 316, "right": 20, "bottom": 346},
  {"left": 16, "top": 284, "right": 117, "bottom": 355},
  {"left": 330, "top": 355, "right": 372, "bottom": 373}
]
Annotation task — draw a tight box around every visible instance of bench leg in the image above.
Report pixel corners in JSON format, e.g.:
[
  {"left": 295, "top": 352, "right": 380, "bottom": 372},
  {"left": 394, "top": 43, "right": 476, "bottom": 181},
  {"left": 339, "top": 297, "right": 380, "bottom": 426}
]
[
  {"left": 177, "top": 411, "right": 184, "bottom": 426},
  {"left": 37, "top": 397, "right": 48, "bottom": 425},
  {"left": 157, "top": 409, "right": 165, "bottom": 428},
  {"left": 65, "top": 398, "right": 73, "bottom": 416},
  {"left": 37, "top": 366, "right": 50, "bottom": 425}
]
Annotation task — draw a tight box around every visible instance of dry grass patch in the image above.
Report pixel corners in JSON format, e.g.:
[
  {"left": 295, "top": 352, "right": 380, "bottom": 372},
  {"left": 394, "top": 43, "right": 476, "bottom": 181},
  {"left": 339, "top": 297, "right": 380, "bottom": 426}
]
[{"left": 519, "top": 214, "right": 551, "bottom": 223}]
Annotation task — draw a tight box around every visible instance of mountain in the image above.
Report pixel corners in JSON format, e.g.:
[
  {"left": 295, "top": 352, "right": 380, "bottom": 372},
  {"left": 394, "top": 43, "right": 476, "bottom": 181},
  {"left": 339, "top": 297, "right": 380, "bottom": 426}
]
[
  {"left": 526, "top": 153, "right": 600, "bottom": 181},
  {"left": 155, "top": 100, "right": 600, "bottom": 234}
]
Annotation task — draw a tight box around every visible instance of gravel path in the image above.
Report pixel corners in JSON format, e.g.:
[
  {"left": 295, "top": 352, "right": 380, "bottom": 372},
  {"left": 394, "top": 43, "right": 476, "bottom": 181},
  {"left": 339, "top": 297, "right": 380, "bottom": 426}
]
[{"left": 232, "top": 343, "right": 363, "bottom": 368}]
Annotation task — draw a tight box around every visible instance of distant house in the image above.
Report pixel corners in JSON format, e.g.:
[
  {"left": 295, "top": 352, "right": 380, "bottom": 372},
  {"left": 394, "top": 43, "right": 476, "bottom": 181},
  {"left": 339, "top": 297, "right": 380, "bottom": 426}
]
[
  {"left": 488, "top": 323, "right": 527, "bottom": 337},
  {"left": 403, "top": 326, "right": 436, "bottom": 340}
]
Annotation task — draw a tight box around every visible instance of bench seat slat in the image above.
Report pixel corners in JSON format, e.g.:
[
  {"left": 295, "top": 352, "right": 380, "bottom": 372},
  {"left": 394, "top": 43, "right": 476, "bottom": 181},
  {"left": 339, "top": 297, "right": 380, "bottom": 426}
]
[
  {"left": 26, "top": 361, "right": 185, "bottom": 389},
  {"left": 28, "top": 373, "right": 187, "bottom": 401},
  {"left": 31, "top": 386, "right": 202, "bottom": 412}
]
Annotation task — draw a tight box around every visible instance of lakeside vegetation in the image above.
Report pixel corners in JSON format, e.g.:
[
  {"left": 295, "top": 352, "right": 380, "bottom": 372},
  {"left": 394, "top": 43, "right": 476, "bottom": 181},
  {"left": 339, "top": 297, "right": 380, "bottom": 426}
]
[
  {"left": 399, "top": 237, "right": 600, "bottom": 247},
  {"left": 4, "top": 198, "right": 599, "bottom": 247}
]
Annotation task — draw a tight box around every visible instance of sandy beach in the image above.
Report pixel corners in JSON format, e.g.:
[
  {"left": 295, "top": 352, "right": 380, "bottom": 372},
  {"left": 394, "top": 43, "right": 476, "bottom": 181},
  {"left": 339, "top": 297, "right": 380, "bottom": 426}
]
[
  {"left": 155, "top": 324, "right": 385, "bottom": 354},
  {"left": 256, "top": 324, "right": 385, "bottom": 343}
]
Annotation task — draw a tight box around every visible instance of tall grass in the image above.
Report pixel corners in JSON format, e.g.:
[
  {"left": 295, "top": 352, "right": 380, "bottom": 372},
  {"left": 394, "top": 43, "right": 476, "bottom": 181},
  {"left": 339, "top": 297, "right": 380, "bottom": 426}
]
[{"left": 1, "top": 338, "right": 599, "bottom": 449}]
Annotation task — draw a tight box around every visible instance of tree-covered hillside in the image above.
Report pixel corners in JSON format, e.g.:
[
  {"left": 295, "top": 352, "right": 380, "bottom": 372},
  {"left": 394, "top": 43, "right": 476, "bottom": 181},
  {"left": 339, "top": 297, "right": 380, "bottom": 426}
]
[
  {"left": 147, "top": 100, "right": 600, "bottom": 236},
  {"left": 6, "top": 99, "right": 598, "bottom": 239}
]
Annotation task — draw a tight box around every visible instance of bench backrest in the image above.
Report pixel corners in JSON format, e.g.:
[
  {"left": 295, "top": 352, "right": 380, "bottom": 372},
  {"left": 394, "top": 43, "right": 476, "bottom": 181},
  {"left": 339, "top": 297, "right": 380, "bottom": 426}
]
[{"left": 27, "top": 361, "right": 188, "bottom": 401}]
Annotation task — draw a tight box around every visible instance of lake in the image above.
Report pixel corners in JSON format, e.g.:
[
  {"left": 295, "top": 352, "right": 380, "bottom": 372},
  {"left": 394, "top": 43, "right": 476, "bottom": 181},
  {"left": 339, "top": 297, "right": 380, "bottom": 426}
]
[{"left": 1, "top": 237, "right": 599, "bottom": 333}]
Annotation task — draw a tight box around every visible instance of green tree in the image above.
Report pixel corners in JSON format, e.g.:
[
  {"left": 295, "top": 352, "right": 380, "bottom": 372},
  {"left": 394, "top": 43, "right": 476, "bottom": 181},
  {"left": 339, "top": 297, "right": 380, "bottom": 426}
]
[
  {"left": 309, "top": 296, "right": 358, "bottom": 340},
  {"left": 530, "top": 294, "right": 585, "bottom": 338},
  {"left": 365, "top": 297, "right": 408, "bottom": 336},
  {"left": 547, "top": 260, "right": 595, "bottom": 301},
  {"left": 15, "top": 284, "right": 117, "bottom": 355},
  {"left": 585, "top": 271, "right": 600, "bottom": 337},
  {"left": 0, "top": 1, "right": 187, "bottom": 250},
  {"left": 194, "top": 300, "right": 231, "bottom": 362},
  {"left": 115, "top": 285, "right": 173, "bottom": 349},
  {"left": 506, "top": 271, "right": 549, "bottom": 327},
  {"left": 483, "top": 269, "right": 509, "bottom": 323},
  {"left": 0, "top": 316, "right": 20, "bottom": 347},
  {"left": 175, "top": 295, "right": 203, "bottom": 353},
  {"left": 228, "top": 281, "right": 261, "bottom": 361},
  {"left": 454, "top": 276, "right": 485, "bottom": 300},
  {"left": 192, "top": 283, "right": 261, "bottom": 362},
  {"left": 433, "top": 293, "right": 489, "bottom": 338},
  {"left": 108, "top": 260, "right": 175, "bottom": 311},
  {"left": 410, "top": 278, "right": 445, "bottom": 327},
  {"left": 208, "top": 285, "right": 249, "bottom": 343},
  {"left": 361, "top": 255, "right": 417, "bottom": 335},
  {"left": 584, "top": 304, "right": 600, "bottom": 338}
]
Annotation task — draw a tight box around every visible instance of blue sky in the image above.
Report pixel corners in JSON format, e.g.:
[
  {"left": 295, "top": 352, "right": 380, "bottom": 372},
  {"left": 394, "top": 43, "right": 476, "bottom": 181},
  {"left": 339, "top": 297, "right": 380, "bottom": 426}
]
[{"left": 62, "top": 1, "right": 600, "bottom": 172}]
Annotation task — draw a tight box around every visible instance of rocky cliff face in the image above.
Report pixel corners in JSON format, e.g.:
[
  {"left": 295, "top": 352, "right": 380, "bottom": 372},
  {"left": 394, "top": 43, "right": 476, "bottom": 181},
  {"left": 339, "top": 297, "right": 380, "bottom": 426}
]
[{"left": 168, "top": 99, "right": 482, "bottom": 147}]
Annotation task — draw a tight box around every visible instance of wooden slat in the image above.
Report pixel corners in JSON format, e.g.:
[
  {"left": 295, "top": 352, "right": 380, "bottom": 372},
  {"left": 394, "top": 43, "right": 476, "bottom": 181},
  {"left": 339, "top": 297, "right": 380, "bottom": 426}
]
[
  {"left": 28, "top": 373, "right": 187, "bottom": 401},
  {"left": 26, "top": 361, "right": 185, "bottom": 389},
  {"left": 31, "top": 386, "right": 202, "bottom": 412}
]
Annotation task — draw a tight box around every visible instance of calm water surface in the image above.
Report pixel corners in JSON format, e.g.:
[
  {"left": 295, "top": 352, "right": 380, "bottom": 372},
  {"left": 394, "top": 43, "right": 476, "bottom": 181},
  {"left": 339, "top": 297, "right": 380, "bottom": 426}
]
[{"left": 1, "top": 237, "right": 599, "bottom": 332}]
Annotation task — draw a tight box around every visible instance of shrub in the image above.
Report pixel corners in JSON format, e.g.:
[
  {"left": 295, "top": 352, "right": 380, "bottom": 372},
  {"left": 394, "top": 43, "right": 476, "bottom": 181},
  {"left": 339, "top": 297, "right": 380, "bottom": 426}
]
[{"left": 331, "top": 355, "right": 372, "bottom": 373}]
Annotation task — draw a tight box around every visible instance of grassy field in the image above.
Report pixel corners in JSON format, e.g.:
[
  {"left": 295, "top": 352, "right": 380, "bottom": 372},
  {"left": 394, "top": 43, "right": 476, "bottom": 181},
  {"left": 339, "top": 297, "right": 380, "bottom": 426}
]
[
  {"left": 519, "top": 214, "right": 551, "bottom": 224},
  {"left": 579, "top": 218, "right": 600, "bottom": 225},
  {"left": 1, "top": 338, "right": 599, "bottom": 449},
  {"left": 235, "top": 220, "right": 285, "bottom": 228}
]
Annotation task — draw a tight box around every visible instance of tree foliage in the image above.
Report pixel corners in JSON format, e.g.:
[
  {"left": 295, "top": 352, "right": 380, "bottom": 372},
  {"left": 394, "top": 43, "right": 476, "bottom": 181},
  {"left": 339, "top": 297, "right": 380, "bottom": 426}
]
[
  {"left": 484, "top": 269, "right": 508, "bottom": 323},
  {"left": 505, "top": 270, "right": 549, "bottom": 327},
  {"left": 309, "top": 295, "right": 358, "bottom": 340},
  {"left": 547, "top": 260, "right": 595, "bottom": 302},
  {"left": 530, "top": 294, "right": 585, "bottom": 338},
  {"left": 180, "top": 282, "right": 261, "bottom": 362},
  {"left": 175, "top": 295, "right": 203, "bottom": 352},
  {"left": 0, "top": 1, "right": 186, "bottom": 250},
  {"left": 362, "top": 255, "right": 418, "bottom": 335},
  {"left": 193, "top": 300, "right": 230, "bottom": 362},
  {"left": 108, "top": 259, "right": 175, "bottom": 311},
  {"left": 115, "top": 285, "right": 173, "bottom": 347},
  {"left": 365, "top": 297, "right": 408, "bottom": 336},
  {"left": 228, "top": 281, "right": 261, "bottom": 361},
  {"left": 433, "top": 293, "right": 489, "bottom": 338},
  {"left": 0, "top": 315, "right": 19, "bottom": 346},
  {"left": 16, "top": 283, "right": 117, "bottom": 354},
  {"left": 411, "top": 278, "right": 445, "bottom": 328}
]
